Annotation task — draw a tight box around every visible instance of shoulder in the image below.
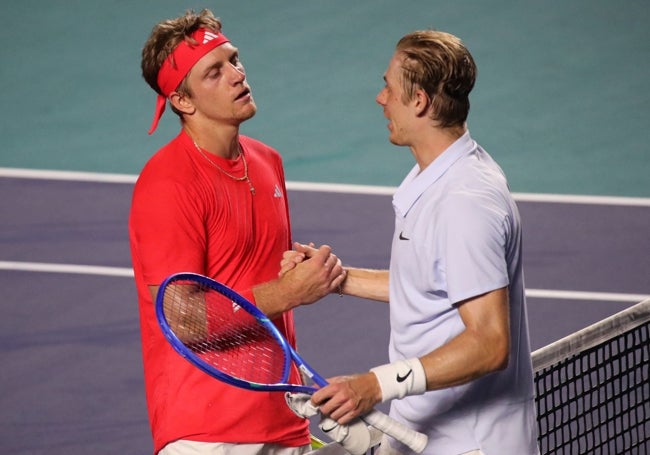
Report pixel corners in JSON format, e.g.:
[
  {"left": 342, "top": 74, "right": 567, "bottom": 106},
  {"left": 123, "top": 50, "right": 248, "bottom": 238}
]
[
  {"left": 240, "top": 135, "right": 281, "bottom": 161},
  {"left": 134, "top": 135, "right": 203, "bottom": 198},
  {"left": 437, "top": 164, "right": 514, "bottom": 236},
  {"left": 445, "top": 150, "right": 511, "bottom": 208},
  {"left": 239, "top": 134, "right": 274, "bottom": 150}
]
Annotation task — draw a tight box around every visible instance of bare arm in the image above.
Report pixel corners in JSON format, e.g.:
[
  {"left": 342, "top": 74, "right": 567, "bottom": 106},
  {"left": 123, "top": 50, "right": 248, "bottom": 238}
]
[
  {"left": 148, "top": 284, "right": 207, "bottom": 344},
  {"left": 312, "top": 287, "right": 511, "bottom": 424},
  {"left": 340, "top": 267, "right": 390, "bottom": 302},
  {"left": 285, "top": 242, "right": 390, "bottom": 303},
  {"left": 419, "top": 286, "right": 510, "bottom": 387},
  {"left": 149, "top": 245, "right": 346, "bottom": 321},
  {"left": 253, "top": 245, "right": 346, "bottom": 318}
]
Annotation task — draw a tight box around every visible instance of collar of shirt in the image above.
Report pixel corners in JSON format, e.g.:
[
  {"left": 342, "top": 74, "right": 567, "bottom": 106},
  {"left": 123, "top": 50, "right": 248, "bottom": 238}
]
[{"left": 392, "top": 131, "right": 477, "bottom": 218}]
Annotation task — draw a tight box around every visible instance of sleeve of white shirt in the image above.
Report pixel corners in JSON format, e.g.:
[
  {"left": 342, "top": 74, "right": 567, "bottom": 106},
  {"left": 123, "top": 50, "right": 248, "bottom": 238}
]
[{"left": 441, "top": 192, "right": 511, "bottom": 305}]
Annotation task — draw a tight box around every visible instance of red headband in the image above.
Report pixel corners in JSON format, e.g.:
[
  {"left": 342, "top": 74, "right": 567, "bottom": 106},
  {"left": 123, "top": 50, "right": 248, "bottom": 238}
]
[{"left": 148, "top": 28, "right": 230, "bottom": 134}]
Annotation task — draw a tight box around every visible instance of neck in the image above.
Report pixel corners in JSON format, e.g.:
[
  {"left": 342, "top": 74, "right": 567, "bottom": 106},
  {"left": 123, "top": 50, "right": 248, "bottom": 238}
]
[
  {"left": 183, "top": 124, "right": 240, "bottom": 159},
  {"left": 411, "top": 125, "right": 466, "bottom": 171}
]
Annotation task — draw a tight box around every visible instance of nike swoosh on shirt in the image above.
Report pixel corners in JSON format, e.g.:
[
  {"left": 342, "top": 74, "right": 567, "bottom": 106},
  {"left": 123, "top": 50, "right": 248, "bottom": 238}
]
[{"left": 396, "top": 369, "right": 413, "bottom": 383}]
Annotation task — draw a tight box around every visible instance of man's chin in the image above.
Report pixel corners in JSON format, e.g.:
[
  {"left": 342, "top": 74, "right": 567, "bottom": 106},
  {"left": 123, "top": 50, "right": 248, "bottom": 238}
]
[
  {"left": 388, "top": 135, "right": 403, "bottom": 146},
  {"left": 239, "top": 104, "right": 257, "bottom": 122}
]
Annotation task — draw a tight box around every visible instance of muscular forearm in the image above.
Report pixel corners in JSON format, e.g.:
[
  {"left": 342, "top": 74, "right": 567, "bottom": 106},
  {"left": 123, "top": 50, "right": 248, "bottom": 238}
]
[
  {"left": 254, "top": 245, "right": 347, "bottom": 318},
  {"left": 420, "top": 328, "right": 509, "bottom": 390},
  {"left": 251, "top": 278, "right": 301, "bottom": 319},
  {"left": 341, "top": 267, "right": 390, "bottom": 302}
]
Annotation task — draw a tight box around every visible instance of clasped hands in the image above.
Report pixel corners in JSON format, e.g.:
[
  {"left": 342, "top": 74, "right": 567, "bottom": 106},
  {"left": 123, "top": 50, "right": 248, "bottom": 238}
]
[{"left": 278, "top": 242, "right": 346, "bottom": 305}]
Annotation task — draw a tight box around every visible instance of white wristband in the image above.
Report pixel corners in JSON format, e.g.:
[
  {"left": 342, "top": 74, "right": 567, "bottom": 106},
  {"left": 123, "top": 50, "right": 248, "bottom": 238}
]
[{"left": 370, "top": 358, "right": 427, "bottom": 402}]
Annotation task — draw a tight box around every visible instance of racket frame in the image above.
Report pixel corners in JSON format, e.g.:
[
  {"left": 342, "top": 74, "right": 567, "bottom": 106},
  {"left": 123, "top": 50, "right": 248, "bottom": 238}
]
[
  {"left": 155, "top": 272, "right": 428, "bottom": 453},
  {"left": 156, "top": 272, "right": 324, "bottom": 394}
]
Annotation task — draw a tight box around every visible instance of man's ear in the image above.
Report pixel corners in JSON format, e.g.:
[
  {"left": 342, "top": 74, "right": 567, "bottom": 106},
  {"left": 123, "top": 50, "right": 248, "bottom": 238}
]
[
  {"left": 169, "top": 91, "right": 195, "bottom": 115},
  {"left": 413, "top": 88, "right": 431, "bottom": 118}
]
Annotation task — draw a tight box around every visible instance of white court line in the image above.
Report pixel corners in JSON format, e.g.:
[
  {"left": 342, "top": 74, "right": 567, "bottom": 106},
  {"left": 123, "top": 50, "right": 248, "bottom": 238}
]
[
  {"left": 0, "top": 261, "right": 647, "bottom": 303},
  {"left": 0, "top": 167, "right": 137, "bottom": 184},
  {"left": 0, "top": 261, "right": 133, "bottom": 277},
  {"left": 1, "top": 167, "right": 650, "bottom": 206},
  {"left": 1, "top": 167, "right": 648, "bottom": 302}
]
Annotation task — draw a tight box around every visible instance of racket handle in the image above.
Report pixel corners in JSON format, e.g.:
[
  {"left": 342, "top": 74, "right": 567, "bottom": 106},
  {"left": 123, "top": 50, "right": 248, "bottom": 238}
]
[{"left": 361, "top": 409, "right": 427, "bottom": 453}]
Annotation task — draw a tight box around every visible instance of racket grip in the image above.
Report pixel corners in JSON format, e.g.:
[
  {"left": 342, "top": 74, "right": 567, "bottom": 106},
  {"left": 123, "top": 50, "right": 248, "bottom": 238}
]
[{"left": 361, "top": 409, "right": 427, "bottom": 453}]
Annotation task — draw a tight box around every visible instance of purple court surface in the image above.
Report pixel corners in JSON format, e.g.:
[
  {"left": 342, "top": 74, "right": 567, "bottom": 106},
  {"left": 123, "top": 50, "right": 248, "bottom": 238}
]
[{"left": 1, "top": 176, "right": 648, "bottom": 454}]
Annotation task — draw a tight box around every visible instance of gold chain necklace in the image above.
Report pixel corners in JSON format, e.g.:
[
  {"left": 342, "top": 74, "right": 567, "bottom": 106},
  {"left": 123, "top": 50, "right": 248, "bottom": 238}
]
[{"left": 192, "top": 140, "right": 255, "bottom": 195}]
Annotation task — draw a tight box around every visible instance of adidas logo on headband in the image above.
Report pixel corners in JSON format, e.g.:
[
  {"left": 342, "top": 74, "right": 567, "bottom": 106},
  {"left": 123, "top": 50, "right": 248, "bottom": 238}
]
[
  {"left": 203, "top": 31, "right": 220, "bottom": 44},
  {"left": 148, "top": 28, "right": 231, "bottom": 134}
]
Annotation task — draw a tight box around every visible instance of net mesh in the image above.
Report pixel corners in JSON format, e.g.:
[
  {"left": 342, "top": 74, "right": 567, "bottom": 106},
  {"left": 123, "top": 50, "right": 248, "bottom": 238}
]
[{"left": 532, "top": 298, "right": 650, "bottom": 454}]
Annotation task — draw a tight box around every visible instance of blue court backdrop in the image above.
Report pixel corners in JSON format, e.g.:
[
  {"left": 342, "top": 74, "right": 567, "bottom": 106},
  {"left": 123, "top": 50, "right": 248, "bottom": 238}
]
[{"left": 0, "top": 0, "right": 648, "bottom": 196}]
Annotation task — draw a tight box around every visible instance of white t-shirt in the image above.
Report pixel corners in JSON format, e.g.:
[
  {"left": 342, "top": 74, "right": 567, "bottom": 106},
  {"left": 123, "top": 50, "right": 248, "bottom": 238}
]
[{"left": 387, "top": 132, "right": 539, "bottom": 454}]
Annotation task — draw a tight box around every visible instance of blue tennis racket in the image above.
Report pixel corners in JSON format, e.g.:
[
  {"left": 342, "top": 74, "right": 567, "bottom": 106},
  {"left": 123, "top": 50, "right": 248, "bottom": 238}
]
[{"left": 155, "top": 272, "right": 427, "bottom": 453}]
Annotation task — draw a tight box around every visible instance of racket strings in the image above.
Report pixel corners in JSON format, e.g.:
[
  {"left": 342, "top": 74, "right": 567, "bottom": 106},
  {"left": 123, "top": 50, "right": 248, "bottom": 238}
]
[{"left": 162, "top": 281, "right": 289, "bottom": 384}]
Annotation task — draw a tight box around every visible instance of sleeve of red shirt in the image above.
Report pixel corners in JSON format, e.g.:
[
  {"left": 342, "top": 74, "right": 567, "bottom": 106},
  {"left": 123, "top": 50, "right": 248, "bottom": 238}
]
[{"left": 130, "top": 176, "right": 207, "bottom": 286}]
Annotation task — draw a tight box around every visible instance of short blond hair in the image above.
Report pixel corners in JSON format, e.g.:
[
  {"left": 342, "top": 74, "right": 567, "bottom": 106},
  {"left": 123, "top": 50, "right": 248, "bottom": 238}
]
[{"left": 396, "top": 30, "right": 476, "bottom": 128}]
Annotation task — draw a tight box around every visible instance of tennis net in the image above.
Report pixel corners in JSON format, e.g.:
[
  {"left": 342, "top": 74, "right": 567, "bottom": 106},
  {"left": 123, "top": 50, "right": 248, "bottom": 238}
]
[{"left": 532, "top": 298, "right": 650, "bottom": 454}]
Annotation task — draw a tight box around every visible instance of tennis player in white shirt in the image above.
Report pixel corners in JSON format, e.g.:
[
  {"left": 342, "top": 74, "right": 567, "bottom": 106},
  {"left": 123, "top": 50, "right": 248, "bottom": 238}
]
[{"left": 284, "top": 30, "right": 540, "bottom": 455}]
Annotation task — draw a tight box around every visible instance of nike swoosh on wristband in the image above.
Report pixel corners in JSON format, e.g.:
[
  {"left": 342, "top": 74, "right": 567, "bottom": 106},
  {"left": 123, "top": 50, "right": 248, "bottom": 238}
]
[
  {"left": 321, "top": 423, "right": 339, "bottom": 433},
  {"left": 396, "top": 369, "right": 413, "bottom": 383},
  {"left": 399, "top": 232, "right": 410, "bottom": 240}
]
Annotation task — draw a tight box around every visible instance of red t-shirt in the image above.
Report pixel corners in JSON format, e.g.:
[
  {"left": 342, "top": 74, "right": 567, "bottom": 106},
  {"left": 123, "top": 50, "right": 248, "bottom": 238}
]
[{"left": 129, "top": 131, "right": 309, "bottom": 454}]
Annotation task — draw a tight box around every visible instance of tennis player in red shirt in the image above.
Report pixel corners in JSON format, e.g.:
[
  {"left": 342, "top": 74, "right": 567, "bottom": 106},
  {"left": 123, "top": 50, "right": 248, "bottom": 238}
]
[{"left": 129, "top": 9, "right": 346, "bottom": 455}]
